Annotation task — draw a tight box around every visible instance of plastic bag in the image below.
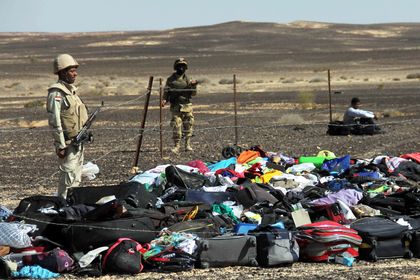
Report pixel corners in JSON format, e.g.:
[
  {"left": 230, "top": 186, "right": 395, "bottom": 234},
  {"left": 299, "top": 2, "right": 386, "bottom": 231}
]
[
  {"left": 0, "top": 222, "right": 36, "bottom": 248},
  {"left": 82, "top": 162, "right": 99, "bottom": 180}
]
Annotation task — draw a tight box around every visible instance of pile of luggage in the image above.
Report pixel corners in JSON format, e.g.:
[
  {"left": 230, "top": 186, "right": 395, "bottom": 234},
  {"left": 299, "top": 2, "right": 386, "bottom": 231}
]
[{"left": 1, "top": 147, "right": 419, "bottom": 278}]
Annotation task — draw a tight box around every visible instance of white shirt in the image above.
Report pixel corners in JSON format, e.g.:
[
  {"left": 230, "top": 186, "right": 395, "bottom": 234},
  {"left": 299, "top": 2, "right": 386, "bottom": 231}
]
[{"left": 343, "top": 107, "right": 374, "bottom": 124}]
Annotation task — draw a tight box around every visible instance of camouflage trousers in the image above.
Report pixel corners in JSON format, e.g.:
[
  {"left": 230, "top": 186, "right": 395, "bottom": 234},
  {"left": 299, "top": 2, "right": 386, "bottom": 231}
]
[
  {"left": 170, "top": 111, "right": 194, "bottom": 142},
  {"left": 58, "top": 144, "right": 84, "bottom": 198}
]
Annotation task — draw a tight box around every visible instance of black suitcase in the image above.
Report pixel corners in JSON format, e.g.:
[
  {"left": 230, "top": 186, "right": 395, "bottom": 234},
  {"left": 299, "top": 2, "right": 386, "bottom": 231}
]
[
  {"left": 197, "top": 235, "right": 258, "bottom": 268},
  {"left": 327, "top": 121, "right": 351, "bottom": 136},
  {"left": 62, "top": 216, "right": 156, "bottom": 252},
  {"left": 350, "top": 217, "right": 412, "bottom": 261},
  {"left": 167, "top": 215, "right": 234, "bottom": 239},
  {"left": 67, "top": 181, "right": 157, "bottom": 208},
  {"left": 249, "top": 226, "right": 299, "bottom": 267}
]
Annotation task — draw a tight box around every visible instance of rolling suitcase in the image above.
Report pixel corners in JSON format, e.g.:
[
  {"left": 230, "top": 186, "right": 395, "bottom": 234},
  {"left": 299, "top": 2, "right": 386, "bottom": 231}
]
[
  {"left": 296, "top": 221, "right": 362, "bottom": 262},
  {"left": 197, "top": 235, "right": 258, "bottom": 268},
  {"left": 350, "top": 217, "right": 412, "bottom": 261},
  {"left": 249, "top": 226, "right": 299, "bottom": 267}
]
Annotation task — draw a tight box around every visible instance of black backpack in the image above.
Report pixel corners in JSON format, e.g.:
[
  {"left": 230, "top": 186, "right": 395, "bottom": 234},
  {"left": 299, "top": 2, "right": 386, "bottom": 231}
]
[{"left": 102, "top": 238, "right": 147, "bottom": 274}]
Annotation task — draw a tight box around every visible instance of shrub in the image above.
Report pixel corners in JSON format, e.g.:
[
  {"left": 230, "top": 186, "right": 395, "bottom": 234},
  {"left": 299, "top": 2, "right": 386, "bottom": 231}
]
[
  {"left": 196, "top": 77, "right": 211, "bottom": 84},
  {"left": 406, "top": 73, "right": 420, "bottom": 79},
  {"left": 279, "top": 113, "right": 305, "bottom": 124},
  {"left": 298, "top": 91, "right": 315, "bottom": 108},
  {"left": 24, "top": 100, "right": 44, "bottom": 108},
  {"left": 219, "top": 78, "right": 242, "bottom": 85},
  {"left": 309, "top": 77, "right": 327, "bottom": 83}
]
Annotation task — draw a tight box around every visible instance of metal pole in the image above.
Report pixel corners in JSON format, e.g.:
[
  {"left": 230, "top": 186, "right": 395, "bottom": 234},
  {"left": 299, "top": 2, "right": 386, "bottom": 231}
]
[
  {"left": 159, "top": 78, "right": 163, "bottom": 159},
  {"left": 233, "top": 74, "right": 238, "bottom": 145},
  {"left": 328, "top": 69, "right": 332, "bottom": 123},
  {"left": 131, "top": 76, "right": 154, "bottom": 174}
]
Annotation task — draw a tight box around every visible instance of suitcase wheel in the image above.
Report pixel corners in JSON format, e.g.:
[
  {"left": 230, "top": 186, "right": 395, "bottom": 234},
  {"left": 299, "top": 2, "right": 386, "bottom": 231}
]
[
  {"left": 249, "top": 238, "right": 256, "bottom": 247},
  {"left": 369, "top": 251, "right": 378, "bottom": 262},
  {"left": 250, "top": 258, "right": 259, "bottom": 267},
  {"left": 404, "top": 251, "right": 413, "bottom": 259}
]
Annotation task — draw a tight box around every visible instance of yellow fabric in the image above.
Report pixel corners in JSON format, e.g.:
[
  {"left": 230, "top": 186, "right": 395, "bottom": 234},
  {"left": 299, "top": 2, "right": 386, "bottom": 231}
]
[{"left": 255, "top": 169, "right": 282, "bottom": 184}]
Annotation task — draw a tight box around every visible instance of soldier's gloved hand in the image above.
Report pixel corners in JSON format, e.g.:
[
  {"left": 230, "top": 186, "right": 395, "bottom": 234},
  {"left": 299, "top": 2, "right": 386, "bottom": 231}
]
[
  {"left": 57, "top": 148, "right": 67, "bottom": 159},
  {"left": 161, "top": 100, "right": 167, "bottom": 107}
]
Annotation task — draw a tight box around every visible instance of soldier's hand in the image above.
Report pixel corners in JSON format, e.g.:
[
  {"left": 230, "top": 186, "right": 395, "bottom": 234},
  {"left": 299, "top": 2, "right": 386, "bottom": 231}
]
[
  {"left": 57, "top": 148, "right": 67, "bottom": 159},
  {"left": 161, "top": 100, "right": 167, "bottom": 107},
  {"left": 190, "top": 80, "right": 198, "bottom": 86},
  {"left": 374, "top": 114, "right": 378, "bottom": 120}
]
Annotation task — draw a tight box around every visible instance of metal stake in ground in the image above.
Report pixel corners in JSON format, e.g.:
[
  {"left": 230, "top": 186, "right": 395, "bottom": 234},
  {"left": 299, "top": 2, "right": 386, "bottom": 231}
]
[
  {"left": 131, "top": 76, "right": 154, "bottom": 174},
  {"left": 233, "top": 74, "right": 238, "bottom": 145},
  {"left": 328, "top": 69, "right": 332, "bottom": 123},
  {"left": 159, "top": 78, "right": 163, "bottom": 159}
]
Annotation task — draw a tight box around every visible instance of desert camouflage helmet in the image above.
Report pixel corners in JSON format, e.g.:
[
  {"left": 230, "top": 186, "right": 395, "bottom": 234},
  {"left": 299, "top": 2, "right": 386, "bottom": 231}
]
[
  {"left": 173, "top": 57, "right": 188, "bottom": 69},
  {"left": 53, "top": 54, "right": 79, "bottom": 74}
]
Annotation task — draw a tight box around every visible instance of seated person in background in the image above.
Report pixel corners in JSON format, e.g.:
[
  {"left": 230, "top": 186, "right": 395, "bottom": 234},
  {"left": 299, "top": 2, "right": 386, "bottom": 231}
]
[
  {"left": 343, "top": 97, "right": 382, "bottom": 132},
  {"left": 343, "top": 97, "right": 378, "bottom": 123}
]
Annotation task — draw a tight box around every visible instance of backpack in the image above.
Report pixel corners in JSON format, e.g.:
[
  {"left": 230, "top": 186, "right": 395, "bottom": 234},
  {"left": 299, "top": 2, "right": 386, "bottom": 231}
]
[
  {"left": 144, "top": 250, "right": 195, "bottom": 272},
  {"left": 102, "top": 238, "right": 149, "bottom": 274}
]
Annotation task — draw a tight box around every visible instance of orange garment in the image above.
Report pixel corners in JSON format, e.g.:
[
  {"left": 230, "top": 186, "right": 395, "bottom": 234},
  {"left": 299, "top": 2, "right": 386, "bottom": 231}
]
[{"left": 237, "top": 150, "right": 260, "bottom": 164}]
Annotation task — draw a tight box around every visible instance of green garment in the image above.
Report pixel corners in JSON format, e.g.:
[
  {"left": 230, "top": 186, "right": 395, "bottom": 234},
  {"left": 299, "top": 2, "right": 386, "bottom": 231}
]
[{"left": 212, "top": 203, "right": 239, "bottom": 223}]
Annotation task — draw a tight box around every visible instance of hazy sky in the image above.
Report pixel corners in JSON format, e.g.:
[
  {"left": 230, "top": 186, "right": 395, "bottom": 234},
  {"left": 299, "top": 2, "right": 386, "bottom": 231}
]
[{"left": 1, "top": 0, "right": 420, "bottom": 32}]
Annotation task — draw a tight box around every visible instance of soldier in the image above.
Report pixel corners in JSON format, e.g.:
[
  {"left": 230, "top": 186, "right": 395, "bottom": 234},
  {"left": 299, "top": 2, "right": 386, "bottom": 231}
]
[
  {"left": 46, "top": 54, "right": 88, "bottom": 198},
  {"left": 161, "top": 58, "right": 198, "bottom": 153}
]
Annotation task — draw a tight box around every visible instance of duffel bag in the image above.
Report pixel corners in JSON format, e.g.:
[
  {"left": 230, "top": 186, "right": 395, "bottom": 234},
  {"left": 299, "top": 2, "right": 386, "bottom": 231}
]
[
  {"left": 62, "top": 217, "right": 156, "bottom": 253},
  {"left": 67, "top": 182, "right": 157, "bottom": 209}
]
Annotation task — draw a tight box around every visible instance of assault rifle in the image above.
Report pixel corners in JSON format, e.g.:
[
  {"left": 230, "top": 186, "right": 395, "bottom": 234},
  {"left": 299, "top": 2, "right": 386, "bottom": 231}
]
[{"left": 73, "top": 104, "right": 102, "bottom": 146}]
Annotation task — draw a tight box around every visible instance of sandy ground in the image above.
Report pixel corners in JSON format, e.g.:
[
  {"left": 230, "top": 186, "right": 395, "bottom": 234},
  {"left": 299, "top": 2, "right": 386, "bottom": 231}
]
[{"left": 1, "top": 21, "right": 420, "bottom": 279}]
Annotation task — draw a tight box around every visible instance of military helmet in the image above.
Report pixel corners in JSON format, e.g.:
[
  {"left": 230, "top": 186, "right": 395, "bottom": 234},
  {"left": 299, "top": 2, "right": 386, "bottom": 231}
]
[
  {"left": 173, "top": 57, "right": 188, "bottom": 70},
  {"left": 53, "top": 54, "right": 79, "bottom": 74}
]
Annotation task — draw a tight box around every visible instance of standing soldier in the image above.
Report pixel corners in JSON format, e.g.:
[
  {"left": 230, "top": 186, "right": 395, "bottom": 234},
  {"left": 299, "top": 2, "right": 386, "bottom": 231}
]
[
  {"left": 161, "top": 58, "right": 198, "bottom": 153},
  {"left": 46, "top": 54, "right": 88, "bottom": 198}
]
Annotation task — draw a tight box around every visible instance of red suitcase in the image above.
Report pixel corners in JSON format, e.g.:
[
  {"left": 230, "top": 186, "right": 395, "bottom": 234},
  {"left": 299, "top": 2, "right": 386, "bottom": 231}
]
[{"left": 296, "top": 221, "right": 362, "bottom": 262}]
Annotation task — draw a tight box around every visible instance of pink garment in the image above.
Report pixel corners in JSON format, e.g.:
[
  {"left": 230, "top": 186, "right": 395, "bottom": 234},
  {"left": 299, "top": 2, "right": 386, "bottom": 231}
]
[{"left": 186, "top": 160, "right": 210, "bottom": 174}]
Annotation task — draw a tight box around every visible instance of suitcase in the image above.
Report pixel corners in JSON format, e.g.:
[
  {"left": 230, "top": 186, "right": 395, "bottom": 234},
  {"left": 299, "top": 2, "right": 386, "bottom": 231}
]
[
  {"left": 67, "top": 182, "right": 157, "bottom": 209},
  {"left": 197, "top": 235, "right": 258, "bottom": 268},
  {"left": 249, "top": 226, "right": 299, "bottom": 267},
  {"left": 350, "top": 217, "right": 412, "bottom": 261},
  {"left": 167, "top": 215, "right": 235, "bottom": 239},
  {"left": 62, "top": 216, "right": 156, "bottom": 253},
  {"left": 327, "top": 121, "right": 352, "bottom": 136},
  {"left": 296, "top": 221, "right": 362, "bottom": 262}
]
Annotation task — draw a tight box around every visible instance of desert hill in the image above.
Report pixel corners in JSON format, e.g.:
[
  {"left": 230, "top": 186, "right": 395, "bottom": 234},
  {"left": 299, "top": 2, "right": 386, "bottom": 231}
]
[{"left": 1, "top": 21, "right": 420, "bottom": 78}]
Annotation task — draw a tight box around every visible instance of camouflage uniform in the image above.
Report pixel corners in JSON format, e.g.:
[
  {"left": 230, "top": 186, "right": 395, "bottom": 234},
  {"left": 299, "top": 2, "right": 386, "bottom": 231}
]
[
  {"left": 47, "top": 55, "right": 88, "bottom": 198},
  {"left": 164, "top": 72, "right": 197, "bottom": 152}
]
